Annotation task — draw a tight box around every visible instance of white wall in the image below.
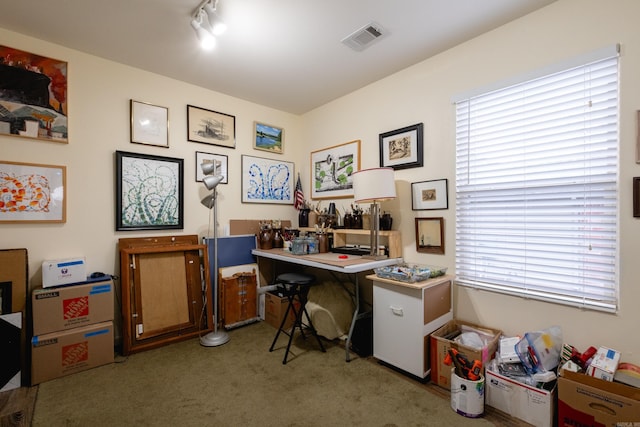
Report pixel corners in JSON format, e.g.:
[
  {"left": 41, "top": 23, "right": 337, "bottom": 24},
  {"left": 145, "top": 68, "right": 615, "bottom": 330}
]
[
  {"left": 303, "top": 0, "right": 640, "bottom": 363},
  {"left": 3, "top": 0, "right": 639, "bottom": 363},
  {"left": 0, "top": 28, "right": 304, "bottom": 283}
]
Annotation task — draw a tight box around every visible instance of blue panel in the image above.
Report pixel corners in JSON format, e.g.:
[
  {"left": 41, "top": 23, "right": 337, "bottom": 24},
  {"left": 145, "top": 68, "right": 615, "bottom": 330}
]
[{"left": 204, "top": 234, "right": 257, "bottom": 269}]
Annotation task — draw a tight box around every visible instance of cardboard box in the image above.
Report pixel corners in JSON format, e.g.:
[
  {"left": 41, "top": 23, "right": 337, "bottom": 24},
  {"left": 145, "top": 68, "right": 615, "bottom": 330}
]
[
  {"left": 486, "top": 365, "right": 556, "bottom": 427},
  {"left": 586, "top": 346, "right": 621, "bottom": 381},
  {"left": 429, "top": 319, "right": 501, "bottom": 389},
  {"left": 42, "top": 257, "right": 87, "bottom": 288},
  {"left": 558, "top": 370, "right": 640, "bottom": 426},
  {"left": 264, "top": 291, "right": 296, "bottom": 329},
  {"left": 31, "top": 321, "right": 114, "bottom": 384},
  {"left": 32, "top": 280, "right": 114, "bottom": 335}
]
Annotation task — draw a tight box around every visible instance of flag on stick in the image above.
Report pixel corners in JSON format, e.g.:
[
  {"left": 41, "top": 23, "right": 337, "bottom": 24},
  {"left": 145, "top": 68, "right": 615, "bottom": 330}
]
[{"left": 294, "top": 173, "right": 304, "bottom": 210}]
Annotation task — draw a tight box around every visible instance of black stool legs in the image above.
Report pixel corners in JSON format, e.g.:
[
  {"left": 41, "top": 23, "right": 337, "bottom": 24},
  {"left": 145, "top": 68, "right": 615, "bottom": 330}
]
[{"left": 269, "top": 274, "right": 326, "bottom": 364}]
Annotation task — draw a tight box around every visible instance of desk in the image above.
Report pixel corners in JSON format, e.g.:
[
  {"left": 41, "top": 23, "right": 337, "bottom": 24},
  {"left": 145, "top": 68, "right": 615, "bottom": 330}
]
[{"left": 252, "top": 248, "right": 402, "bottom": 361}]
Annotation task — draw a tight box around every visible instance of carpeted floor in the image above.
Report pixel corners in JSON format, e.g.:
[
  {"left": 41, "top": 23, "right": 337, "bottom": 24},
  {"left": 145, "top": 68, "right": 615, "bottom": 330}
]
[{"left": 31, "top": 321, "right": 517, "bottom": 426}]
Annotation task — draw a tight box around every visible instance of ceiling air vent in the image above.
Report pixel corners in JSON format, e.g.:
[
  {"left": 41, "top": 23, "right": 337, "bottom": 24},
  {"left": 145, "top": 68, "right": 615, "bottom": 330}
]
[{"left": 341, "top": 22, "right": 387, "bottom": 52}]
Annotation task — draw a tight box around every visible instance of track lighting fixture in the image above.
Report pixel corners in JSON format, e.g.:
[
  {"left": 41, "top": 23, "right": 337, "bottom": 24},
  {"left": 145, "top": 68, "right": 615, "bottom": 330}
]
[{"left": 191, "top": 0, "right": 226, "bottom": 50}]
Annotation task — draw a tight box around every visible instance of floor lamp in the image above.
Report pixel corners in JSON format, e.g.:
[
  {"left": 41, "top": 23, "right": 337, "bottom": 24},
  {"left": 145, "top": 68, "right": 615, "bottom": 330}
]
[
  {"left": 352, "top": 167, "right": 396, "bottom": 260},
  {"left": 199, "top": 161, "right": 230, "bottom": 347}
]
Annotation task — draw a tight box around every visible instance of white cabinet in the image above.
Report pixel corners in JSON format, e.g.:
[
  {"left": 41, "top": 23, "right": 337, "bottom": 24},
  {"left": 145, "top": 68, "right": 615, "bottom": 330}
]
[{"left": 369, "top": 275, "right": 453, "bottom": 378}]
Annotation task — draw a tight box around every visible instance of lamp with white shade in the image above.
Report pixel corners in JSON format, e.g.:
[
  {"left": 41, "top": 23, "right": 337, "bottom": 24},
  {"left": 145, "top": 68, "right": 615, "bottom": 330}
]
[{"left": 352, "top": 167, "right": 396, "bottom": 259}]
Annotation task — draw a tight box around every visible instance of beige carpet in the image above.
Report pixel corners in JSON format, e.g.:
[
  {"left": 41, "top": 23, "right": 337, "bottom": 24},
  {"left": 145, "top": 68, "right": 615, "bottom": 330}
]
[{"left": 32, "top": 321, "right": 497, "bottom": 426}]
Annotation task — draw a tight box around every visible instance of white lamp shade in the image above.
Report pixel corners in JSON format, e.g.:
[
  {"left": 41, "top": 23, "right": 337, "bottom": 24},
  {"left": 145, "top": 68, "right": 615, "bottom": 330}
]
[{"left": 352, "top": 167, "right": 396, "bottom": 203}]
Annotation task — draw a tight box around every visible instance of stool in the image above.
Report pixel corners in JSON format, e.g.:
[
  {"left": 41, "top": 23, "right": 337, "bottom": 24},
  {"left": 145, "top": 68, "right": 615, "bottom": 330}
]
[{"left": 268, "top": 272, "right": 326, "bottom": 364}]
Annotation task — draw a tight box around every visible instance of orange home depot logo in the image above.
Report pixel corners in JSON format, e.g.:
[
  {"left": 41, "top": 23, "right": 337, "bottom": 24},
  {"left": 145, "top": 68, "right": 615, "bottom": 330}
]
[
  {"left": 62, "top": 341, "right": 89, "bottom": 366},
  {"left": 63, "top": 296, "right": 89, "bottom": 319}
]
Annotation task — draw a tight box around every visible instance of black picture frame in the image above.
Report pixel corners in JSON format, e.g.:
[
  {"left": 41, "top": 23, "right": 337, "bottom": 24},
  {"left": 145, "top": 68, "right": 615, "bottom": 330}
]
[
  {"left": 115, "top": 151, "right": 184, "bottom": 231},
  {"left": 411, "top": 179, "right": 448, "bottom": 210},
  {"left": 187, "top": 105, "right": 236, "bottom": 149},
  {"left": 379, "top": 123, "right": 424, "bottom": 170}
]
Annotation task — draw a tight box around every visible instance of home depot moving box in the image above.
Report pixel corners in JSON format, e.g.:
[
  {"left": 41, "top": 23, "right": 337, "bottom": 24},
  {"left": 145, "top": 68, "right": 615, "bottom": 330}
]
[
  {"left": 31, "top": 321, "right": 114, "bottom": 384},
  {"left": 32, "top": 279, "right": 114, "bottom": 335},
  {"left": 558, "top": 369, "right": 640, "bottom": 426},
  {"left": 429, "top": 319, "right": 501, "bottom": 389}
]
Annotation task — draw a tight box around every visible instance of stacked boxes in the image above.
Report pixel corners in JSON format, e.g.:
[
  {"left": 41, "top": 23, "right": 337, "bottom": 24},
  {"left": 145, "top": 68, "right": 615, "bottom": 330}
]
[{"left": 31, "top": 279, "right": 114, "bottom": 384}]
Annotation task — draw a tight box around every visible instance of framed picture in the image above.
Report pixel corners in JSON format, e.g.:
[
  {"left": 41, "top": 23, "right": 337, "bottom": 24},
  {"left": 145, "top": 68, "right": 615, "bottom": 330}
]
[
  {"left": 241, "top": 155, "right": 294, "bottom": 204},
  {"left": 130, "top": 100, "right": 169, "bottom": 147},
  {"left": 636, "top": 111, "right": 640, "bottom": 164},
  {"left": 415, "top": 217, "right": 444, "bottom": 254},
  {"left": 634, "top": 177, "right": 640, "bottom": 218},
  {"left": 196, "top": 151, "right": 228, "bottom": 184},
  {"left": 411, "top": 179, "right": 448, "bottom": 210},
  {"left": 254, "top": 121, "right": 284, "bottom": 154},
  {"left": 115, "top": 151, "right": 184, "bottom": 231},
  {"left": 187, "top": 105, "right": 235, "bottom": 149},
  {"left": 0, "top": 161, "right": 66, "bottom": 223},
  {"left": 379, "top": 123, "right": 423, "bottom": 170},
  {"left": 310, "top": 140, "right": 361, "bottom": 200},
  {"left": 0, "top": 45, "right": 68, "bottom": 143}
]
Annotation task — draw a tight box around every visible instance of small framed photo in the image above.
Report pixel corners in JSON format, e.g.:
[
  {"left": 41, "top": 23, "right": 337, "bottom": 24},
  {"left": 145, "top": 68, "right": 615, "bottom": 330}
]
[
  {"left": 254, "top": 121, "right": 284, "bottom": 154},
  {"left": 241, "top": 155, "right": 294, "bottom": 204},
  {"left": 196, "top": 151, "right": 228, "bottom": 184},
  {"left": 415, "top": 217, "right": 444, "bottom": 255},
  {"left": 0, "top": 161, "right": 66, "bottom": 223},
  {"left": 379, "top": 123, "right": 423, "bottom": 170},
  {"left": 187, "top": 105, "right": 235, "bottom": 149},
  {"left": 115, "top": 151, "right": 183, "bottom": 231},
  {"left": 411, "top": 179, "right": 448, "bottom": 210},
  {"left": 310, "top": 140, "right": 361, "bottom": 200},
  {"left": 130, "top": 100, "right": 169, "bottom": 147}
]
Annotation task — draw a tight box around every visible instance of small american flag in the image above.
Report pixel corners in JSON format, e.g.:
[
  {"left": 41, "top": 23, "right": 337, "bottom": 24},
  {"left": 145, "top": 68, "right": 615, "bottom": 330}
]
[{"left": 294, "top": 173, "right": 304, "bottom": 210}]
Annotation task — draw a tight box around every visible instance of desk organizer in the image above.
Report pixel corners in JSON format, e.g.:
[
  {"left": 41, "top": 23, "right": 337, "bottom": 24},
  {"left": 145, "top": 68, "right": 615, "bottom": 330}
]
[{"left": 374, "top": 264, "right": 447, "bottom": 283}]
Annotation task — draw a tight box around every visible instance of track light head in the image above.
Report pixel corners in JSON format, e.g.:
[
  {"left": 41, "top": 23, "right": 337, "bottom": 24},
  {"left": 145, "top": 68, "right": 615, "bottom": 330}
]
[
  {"left": 201, "top": 161, "right": 218, "bottom": 176},
  {"left": 203, "top": 0, "right": 227, "bottom": 36},
  {"left": 190, "top": 10, "right": 215, "bottom": 50}
]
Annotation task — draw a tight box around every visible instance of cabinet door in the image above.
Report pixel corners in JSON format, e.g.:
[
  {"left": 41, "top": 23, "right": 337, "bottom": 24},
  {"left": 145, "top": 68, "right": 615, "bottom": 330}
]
[{"left": 373, "top": 283, "right": 423, "bottom": 377}]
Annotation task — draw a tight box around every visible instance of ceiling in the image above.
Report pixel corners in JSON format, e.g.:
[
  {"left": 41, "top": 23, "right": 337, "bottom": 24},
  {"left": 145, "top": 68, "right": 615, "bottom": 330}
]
[{"left": 0, "top": 0, "right": 556, "bottom": 115}]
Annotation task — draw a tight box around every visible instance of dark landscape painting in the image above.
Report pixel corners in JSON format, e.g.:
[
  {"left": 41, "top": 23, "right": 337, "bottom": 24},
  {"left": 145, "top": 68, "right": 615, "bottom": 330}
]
[{"left": 0, "top": 45, "right": 68, "bottom": 143}]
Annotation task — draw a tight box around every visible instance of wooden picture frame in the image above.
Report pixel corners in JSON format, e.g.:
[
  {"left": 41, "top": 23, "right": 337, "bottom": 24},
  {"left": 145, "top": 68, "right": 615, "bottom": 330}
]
[
  {"left": 196, "top": 151, "right": 228, "bottom": 184},
  {"left": 379, "top": 123, "right": 423, "bottom": 170},
  {"left": 411, "top": 179, "right": 448, "bottom": 210},
  {"left": 0, "top": 45, "right": 68, "bottom": 143},
  {"left": 115, "top": 151, "right": 184, "bottom": 231},
  {"left": 415, "top": 217, "right": 444, "bottom": 254},
  {"left": 254, "top": 121, "right": 284, "bottom": 154},
  {"left": 0, "top": 160, "right": 66, "bottom": 223},
  {"left": 130, "top": 100, "right": 169, "bottom": 147},
  {"left": 241, "top": 155, "right": 294, "bottom": 204},
  {"left": 310, "top": 139, "right": 361, "bottom": 200},
  {"left": 634, "top": 177, "right": 640, "bottom": 218},
  {"left": 187, "top": 105, "right": 236, "bottom": 149}
]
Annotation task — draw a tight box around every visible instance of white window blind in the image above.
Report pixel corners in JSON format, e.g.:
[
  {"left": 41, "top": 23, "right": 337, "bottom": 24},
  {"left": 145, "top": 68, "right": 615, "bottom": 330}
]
[{"left": 455, "top": 51, "right": 619, "bottom": 312}]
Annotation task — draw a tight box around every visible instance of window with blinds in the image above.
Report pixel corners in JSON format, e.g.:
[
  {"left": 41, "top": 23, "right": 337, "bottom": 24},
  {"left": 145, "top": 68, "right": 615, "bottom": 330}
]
[{"left": 454, "top": 48, "right": 619, "bottom": 312}]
